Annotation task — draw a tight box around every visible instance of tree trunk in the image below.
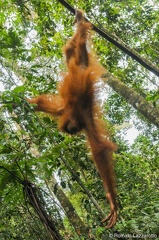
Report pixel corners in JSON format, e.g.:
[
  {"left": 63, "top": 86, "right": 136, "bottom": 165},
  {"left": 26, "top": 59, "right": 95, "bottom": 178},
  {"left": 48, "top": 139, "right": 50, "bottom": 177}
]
[
  {"left": 60, "top": 153, "right": 106, "bottom": 218},
  {"left": 46, "top": 176, "right": 91, "bottom": 238},
  {"left": 103, "top": 72, "right": 159, "bottom": 128}
]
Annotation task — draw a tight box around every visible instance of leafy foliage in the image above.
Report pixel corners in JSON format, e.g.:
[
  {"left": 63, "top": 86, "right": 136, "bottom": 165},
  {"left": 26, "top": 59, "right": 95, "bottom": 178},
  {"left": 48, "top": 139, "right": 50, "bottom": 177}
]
[{"left": 0, "top": 0, "right": 159, "bottom": 239}]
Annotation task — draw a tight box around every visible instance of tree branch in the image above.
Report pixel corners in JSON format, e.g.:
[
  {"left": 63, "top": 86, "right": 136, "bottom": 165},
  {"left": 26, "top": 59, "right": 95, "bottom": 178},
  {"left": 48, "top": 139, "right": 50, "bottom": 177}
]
[{"left": 58, "top": 0, "right": 159, "bottom": 77}]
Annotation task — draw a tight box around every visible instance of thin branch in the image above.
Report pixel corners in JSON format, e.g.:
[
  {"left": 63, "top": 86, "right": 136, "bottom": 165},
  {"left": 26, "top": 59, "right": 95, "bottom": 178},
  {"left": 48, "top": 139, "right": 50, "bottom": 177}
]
[{"left": 0, "top": 165, "right": 22, "bottom": 183}]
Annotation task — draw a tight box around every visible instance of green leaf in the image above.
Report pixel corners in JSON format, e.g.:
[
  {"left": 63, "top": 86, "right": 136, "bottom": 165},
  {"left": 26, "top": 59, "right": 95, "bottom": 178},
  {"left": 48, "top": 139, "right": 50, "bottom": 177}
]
[{"left": 12, "top": 86, "right": 25, "bottom": 93}]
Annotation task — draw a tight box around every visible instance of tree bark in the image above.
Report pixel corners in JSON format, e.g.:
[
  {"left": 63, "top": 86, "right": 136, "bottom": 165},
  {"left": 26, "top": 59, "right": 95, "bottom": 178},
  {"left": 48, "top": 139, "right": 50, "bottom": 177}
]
[
  {"left": 60, "top": 152, "right": 106, "bottom": 218},
  {"left": 103, "top": 72, "right": 159, "bottom": 128},
  {"left": 46, "top": 176, "right": 91, "bottom": 238}
]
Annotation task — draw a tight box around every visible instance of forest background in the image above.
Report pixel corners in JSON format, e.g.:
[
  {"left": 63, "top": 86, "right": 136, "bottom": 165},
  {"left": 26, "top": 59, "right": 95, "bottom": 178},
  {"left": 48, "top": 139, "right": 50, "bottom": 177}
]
[{"left": 0, "top": 0, "right": 159, "bottom": 239}]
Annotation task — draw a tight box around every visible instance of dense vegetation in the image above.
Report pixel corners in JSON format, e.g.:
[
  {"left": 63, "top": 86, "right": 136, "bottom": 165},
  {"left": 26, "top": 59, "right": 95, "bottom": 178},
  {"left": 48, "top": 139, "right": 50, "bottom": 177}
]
[{"left": 0, "top": 0, "right": 159, "bottom": 239}]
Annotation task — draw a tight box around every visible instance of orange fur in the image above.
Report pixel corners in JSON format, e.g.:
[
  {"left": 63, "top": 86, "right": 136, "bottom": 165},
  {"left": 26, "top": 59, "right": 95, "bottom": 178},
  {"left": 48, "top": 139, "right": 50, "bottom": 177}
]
[{"left": 28, "top": 10, "right": 117, "bottom": 228}]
